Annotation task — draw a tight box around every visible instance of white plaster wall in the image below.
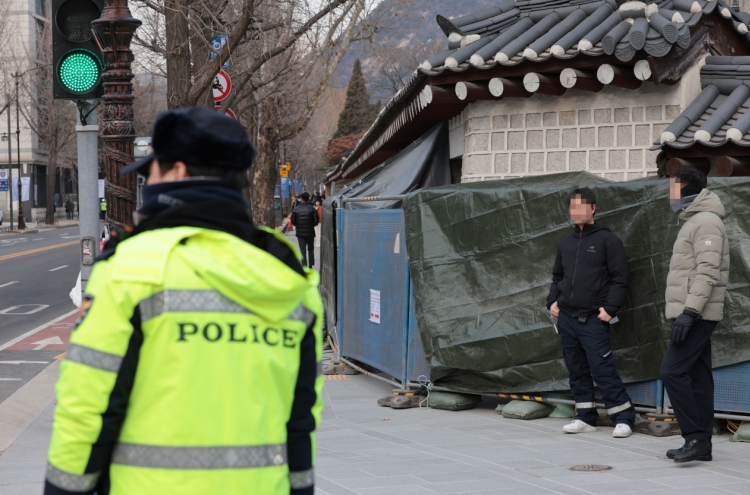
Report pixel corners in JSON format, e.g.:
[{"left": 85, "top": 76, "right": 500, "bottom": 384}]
[{"left": 460, "top": 61, "right": 705, "bottom": 183}]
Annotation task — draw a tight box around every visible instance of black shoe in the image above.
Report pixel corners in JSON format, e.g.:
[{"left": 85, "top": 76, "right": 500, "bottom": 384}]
[
  {"left": 666, "top": 444, "right": 712, "bottom": 461},
  {"left": 673, "top": 439, "right": 712, "bottom": 463}
]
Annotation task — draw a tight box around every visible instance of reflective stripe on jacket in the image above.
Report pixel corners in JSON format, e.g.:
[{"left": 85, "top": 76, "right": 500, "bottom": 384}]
[
  {"left": 45, "top": 226, "right": 323, "bottom": 495},
  {"left": 665, "top": 189, "right": 729, "bottom": 321}
]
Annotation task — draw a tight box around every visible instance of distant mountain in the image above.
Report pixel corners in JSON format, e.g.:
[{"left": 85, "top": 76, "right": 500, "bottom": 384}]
[{"left": 338, "top": 0, "right": 495, "bottom": 102}]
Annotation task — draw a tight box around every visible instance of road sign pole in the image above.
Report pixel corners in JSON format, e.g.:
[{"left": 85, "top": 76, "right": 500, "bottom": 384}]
[{"left": 76, "top": 100, "right": 99, "bottom": 288}]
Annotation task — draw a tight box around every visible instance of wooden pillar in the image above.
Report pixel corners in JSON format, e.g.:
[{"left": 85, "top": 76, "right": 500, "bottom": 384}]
[
  {"left": 715, "top": 156, "right": 750, "bottom": 176},
  {"left": 665, "top": 157, "right": 710, "bottom": 176}
]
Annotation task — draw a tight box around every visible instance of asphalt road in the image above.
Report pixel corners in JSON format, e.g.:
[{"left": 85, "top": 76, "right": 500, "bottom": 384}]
[{"left": 0, "top": 227, "right": 80, "bottom": 402}]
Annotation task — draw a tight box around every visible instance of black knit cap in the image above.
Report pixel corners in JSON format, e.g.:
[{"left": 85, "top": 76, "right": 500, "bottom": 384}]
[{"left": 121, "top": 107, "right": 257, "bottom": 175}]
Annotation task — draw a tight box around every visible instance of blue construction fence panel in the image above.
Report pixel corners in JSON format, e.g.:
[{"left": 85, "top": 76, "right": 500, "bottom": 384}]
[
  {"left": 591, "top": 379, "right": 662, "bottom": 410},
  {"left": 665, "top": 361, "right": 750, "bottom": 414},
  {"left": 407, "top": 285, "right": 430, "bottom": 383},
  {"left": 336, "top": 209, "right": 410, "bottom": 382}
]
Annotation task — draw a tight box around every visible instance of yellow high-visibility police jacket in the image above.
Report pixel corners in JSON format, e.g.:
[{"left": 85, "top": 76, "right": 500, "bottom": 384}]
[{"left": 45, "top": 225, "right": 323, "bottom": 495}]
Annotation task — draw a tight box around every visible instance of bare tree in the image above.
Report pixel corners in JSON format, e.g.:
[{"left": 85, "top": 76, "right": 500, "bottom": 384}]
[{"left": 14, "top": 10, "right": 77, "bottom": 225}]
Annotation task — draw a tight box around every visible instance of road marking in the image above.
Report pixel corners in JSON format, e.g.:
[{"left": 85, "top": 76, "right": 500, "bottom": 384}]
[
  {"left": 33, "top": 238, "right": 44, "bottom": 241},
  {"left": 0, "top": 241, "right": 77, "bottom": 262},
  {"left": 0, "top": 305, "right": 50, "bottom": 315},
  {"left": 0, "top": 378, "right": 22, "bottom": 381},
  {"left": 0, "top": 361, "right": 49, "bottom": 364},
  {"left": 0, "top": 281, "right": 18, "bottom": 288},
  {"left": 31, "top": 337, "right": 64, "bottom": 350},
  {"left": 0, "top": 309, "right": 77, "bottom": 351},
  {"left": 49, "top": 265, "right": 69, "bottom": 272}
]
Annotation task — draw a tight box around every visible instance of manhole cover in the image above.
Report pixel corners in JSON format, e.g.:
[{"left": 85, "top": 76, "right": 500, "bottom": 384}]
[{"left": 568, "top": 465, "right": 613, "bottom": 472}]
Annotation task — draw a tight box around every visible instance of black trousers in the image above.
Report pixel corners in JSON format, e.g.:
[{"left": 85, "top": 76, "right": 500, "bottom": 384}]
[
  {"left": 661, "top": 319, "right": 717, "bottom": 442},
  {"left": 558, "top": 312, "right": 636, "bottom": 427},
  {"left": 297, "top": 236, "right": 315, "bottom": 268}
]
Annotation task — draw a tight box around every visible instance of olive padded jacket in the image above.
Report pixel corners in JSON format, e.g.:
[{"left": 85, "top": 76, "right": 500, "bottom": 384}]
[{"left": 665, "top": 188, "right": 730, "bottom": 321}]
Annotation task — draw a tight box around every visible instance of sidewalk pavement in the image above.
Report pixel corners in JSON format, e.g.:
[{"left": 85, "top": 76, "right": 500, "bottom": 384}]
[
  {"left": 2, "top": 351, "right": 750, "bottom": 494},
  {"left": 314, "top": 370, "right": 750, "bottom": 495}
]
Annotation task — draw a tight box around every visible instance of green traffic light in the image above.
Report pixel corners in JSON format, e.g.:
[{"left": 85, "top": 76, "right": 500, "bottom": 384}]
[{"left": 58, "top": 49, "right": 101, "bottom": 94}]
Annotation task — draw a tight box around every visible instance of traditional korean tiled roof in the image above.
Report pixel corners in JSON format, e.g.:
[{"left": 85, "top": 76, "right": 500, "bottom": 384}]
[
  {"left": 421, "top": 0, "right": 745, "bottom": 71},
  {"left": 657, "top": 55, "right": 750, "bottom": 149},
  {"left": 328, "top": 0, "right": 749, "bottom": 182}
]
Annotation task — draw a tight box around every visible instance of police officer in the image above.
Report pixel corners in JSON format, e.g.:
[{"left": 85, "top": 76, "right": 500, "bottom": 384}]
[
  {"left": 99, "top": 198, "right": 107, "bottom": 220},
  {"left": 661, "top": 167, "right": 729, "bottom": 463},
  {"left": 45, "top": 107, "right": 323, "bottom": 495},
  {"left": 547, "top": 187, "right": 635, "bottom": 438}
]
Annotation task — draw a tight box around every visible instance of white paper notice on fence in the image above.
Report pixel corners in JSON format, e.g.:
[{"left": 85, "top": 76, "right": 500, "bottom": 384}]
[
  {"left": 369, "top": 289, "right": 381, "bottom": 324},
  {"left": 98, "top": 179, "right": 105, "bottom": 198}
]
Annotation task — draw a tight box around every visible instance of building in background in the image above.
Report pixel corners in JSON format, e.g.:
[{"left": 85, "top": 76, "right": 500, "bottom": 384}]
[{"left": 0, "top": 0, "right": 77, "bottom": 225}]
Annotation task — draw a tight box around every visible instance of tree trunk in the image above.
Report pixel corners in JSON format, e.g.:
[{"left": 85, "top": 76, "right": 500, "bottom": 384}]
[
  {"left": 165, "top": 0, "right": 193, "bottom": 109},
  {"left": 189, "top": 3, "right": 216, "bottom": 109},
  {"left": 45, "top": 155, "right": 57, "bottom": 225},
  {"left": 251, "top": 97, "right": 279, "bottom": 228}
]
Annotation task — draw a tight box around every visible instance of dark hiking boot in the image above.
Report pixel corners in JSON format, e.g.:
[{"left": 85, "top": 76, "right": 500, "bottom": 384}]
[{"left": 673, "top": 439, "right": 712, "bottom": 463}]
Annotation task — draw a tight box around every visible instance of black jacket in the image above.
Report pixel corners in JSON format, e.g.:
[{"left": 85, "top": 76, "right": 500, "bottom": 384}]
[
  {"left": 546, "top": 223, "right": 629, "bottom": 318},
  {"left": 291, "top": 202, "right": 318, "bottom": 238}
]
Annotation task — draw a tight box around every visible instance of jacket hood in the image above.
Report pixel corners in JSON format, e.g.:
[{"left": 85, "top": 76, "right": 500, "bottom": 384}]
[
  {"left": 178, "top": 229, "right": 317, "bottom": 323},
  {"left": 681, "top": 189, "right": 725, "bottom": 221},
  {"left": 572, "top": 223, "right": 610, "bottom": 238}
]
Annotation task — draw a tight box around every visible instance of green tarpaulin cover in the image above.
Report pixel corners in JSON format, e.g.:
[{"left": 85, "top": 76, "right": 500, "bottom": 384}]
[{"left": 403, "top": 172, "right": 750, "bottom": 393}]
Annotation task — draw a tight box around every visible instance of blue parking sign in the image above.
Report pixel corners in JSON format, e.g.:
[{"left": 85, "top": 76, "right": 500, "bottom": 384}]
[
  {"left": 210, "top": 34, "right": 230, "bottom": 69},
  {"left": 0, "top": 179, "right": 7, "bottom": 192}
]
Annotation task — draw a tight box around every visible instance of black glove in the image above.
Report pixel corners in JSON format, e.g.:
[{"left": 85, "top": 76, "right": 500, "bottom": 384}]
[{"left": 670, "top": 309, "right": 701, "bottom": 344}]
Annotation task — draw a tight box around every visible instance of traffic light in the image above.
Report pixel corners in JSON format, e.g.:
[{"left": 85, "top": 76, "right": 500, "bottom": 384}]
[{"left": 52, "top": 0, "right": 104, "bottom": 99}]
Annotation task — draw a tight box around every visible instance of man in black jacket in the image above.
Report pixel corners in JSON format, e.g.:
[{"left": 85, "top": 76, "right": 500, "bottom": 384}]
[
  {"left": 547, "top": 187, "right": 635, "bottom": 438},
  {"left": 292, "top": 192, "right": 318, "bottom": 268}
]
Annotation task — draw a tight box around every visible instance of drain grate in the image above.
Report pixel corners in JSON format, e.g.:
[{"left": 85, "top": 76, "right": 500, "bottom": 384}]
[{"left": 568, "top": 465, "right": 613, "bottom": 472}]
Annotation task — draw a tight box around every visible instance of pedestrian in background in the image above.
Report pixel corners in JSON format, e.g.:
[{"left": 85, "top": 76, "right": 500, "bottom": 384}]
[
  {"left": 99, "top": 198, "right": 107, "bottom": 220},
  {"left": 314, "top": 199, "right": 322, "bottom": 247},
  {"left": 44, "top": 107, "right": 323, "bottom": 495},
  {"left": 547, "top": 187, "right": 635, "bottom": 438},
  {"left": 65, "top": 199, "right": 74, "bottom": 220},
  {"left": 291, "top": 192, "right": 318, "bottom": 268},
  {"left": 661, "top": 167, "right": 729, "bottom": 463}
]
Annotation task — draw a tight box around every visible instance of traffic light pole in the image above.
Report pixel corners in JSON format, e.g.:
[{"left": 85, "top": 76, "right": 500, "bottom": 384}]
[
  {"left": 14, "top": 74, "right": 25, "bottom": 230},
  {"left": 76, "top": 100, "right": 99, "bottom": 287}
]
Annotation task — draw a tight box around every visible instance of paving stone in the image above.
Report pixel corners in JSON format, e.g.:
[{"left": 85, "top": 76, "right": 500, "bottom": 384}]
[
  {"left": 580, "top": 127, "right": 596, "bottom": 147},
  {"left": 617, "top": 125, "right": 633, "bottom": 146},
  {"left": 570, "top": 151, "right": 587, "bottom": 171},
  {"left": 547, "top": 152, "right": 567, "bottom": 171},
  {"left": 468, "top": 133, "right": 489, "bottom": 152},
  {"left": 598, "top": 126, "right": 614, "bottom": 147},
  {"left": 469, "top": 117, "right": 491, "bottom": 131},
  {"left": 465, "top": 154, "right": 491, "bottom": 175},
  {"left": 610, "top": 150, "right": 626, "bottom": 169},
  {"left": 491, "top": 132, "right": 506, "bottom": 150},
  {"left": 562, "top": 128, "right": 577, "bottom": 148},
  {"left": 560, "top": 111, "right": 576, "bottom": 126},
  {"left": 647, "top": 105, "right": 663, "bottom": 121},
  {"left": 579, "top": 109, "right": 592, "bottom": 124},
  {"left": 529, "top": 153, "right": 545, "bottom": 172},
  {"left": 546, "top": 129, "right": 560, "bottom": 149},
  {"left": 527, "top": 130, "right": 543, "bottom": 149},
  {"left": 595, "top": 108, "right": 612, "bottom": 124},
  {"left": 493, "top": 115, "right": 509, "bottom": 129},
  {"left": 508, "top": 131, "right": 525, "bottom": 150}
]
